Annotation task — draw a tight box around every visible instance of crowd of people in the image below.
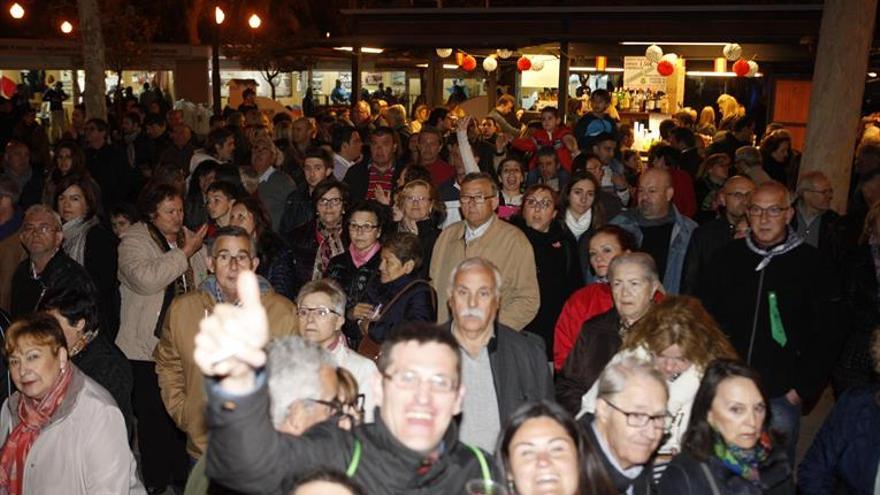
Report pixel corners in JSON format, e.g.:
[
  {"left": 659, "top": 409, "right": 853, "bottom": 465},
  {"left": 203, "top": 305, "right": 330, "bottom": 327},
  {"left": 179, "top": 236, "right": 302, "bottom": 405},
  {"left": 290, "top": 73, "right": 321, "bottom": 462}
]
[{"left": 0, "top": 81, "right": 877, "bottom": 495}]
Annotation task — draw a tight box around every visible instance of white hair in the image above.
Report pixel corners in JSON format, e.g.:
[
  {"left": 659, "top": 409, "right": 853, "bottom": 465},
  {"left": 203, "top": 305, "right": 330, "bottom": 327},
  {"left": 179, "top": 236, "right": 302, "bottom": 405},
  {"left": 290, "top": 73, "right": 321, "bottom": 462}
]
[
  {"left": 266, "top": 336, "right": 335, "bottom": 428},
  {"left": 296, "top": 278, "right": 347, "bottom": 315},
  {"left": 597, "top": 353, "right": 667, "bottom": 401},
  {"left": 447, "top": 257, "right": 503, "bottom": 298},
  {"left": 24, "top": 204, "right": 62, "bottom": 229}
]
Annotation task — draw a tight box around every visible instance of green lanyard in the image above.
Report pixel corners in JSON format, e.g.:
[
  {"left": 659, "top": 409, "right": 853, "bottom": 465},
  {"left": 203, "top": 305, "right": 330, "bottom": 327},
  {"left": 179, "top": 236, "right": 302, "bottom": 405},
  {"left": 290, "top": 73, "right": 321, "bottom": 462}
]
[{"left": 346, "top": 438, "right": 492, "bottom": 483}]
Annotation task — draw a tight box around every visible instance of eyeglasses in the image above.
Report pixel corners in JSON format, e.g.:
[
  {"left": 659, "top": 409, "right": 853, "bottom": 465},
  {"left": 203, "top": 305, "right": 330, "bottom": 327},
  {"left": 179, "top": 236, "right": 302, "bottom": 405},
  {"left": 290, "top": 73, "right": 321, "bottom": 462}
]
[
  {"left": 214, "top": 252, "right": 252, "bottom": 266},
  {"left": 317, "top": 197, "right": 343, "bottom": 208},
  {"left": 404, "top": 195, "right": 429, "bottom": 205},
  {"left": 460, "top": 193, "right": 493, "bottom": 205},
  {"left": 524, "top": 198, "right": 554, "bottom": 210},
  {"left": 348, "top": 222, "right": 378, "bottom": 233},
  {"left": 21, "top": 224, "right": 59, "bottom": 235},
  {"left": 747, "top": 205, "right": 789, "bottom": 218},
  {"left": 382, "top": 369, "right": 458, "bottom": 393},
  {"left": 296, "top": 306, "right": 341, "bottom": 319},
  {"left": 603, "top": 399, "right": 670, "bottom": 429}
]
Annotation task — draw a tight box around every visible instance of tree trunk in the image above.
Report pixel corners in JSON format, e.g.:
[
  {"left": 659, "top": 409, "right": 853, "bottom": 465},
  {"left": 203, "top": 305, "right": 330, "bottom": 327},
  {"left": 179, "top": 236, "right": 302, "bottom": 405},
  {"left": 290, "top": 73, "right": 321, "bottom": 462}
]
[
  {"left": 185, "top": 0, "right": 205, "bottom": 46},
  {"left": 77, "top": 0, "right": 108, "bottom": 120}
]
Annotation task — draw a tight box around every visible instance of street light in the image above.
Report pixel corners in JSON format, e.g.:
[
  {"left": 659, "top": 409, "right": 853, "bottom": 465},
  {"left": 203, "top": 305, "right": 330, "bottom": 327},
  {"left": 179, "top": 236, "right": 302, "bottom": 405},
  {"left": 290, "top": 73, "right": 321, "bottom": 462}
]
[
  {"left": 60, "top": 20, "right": 73, "bottom": 34},
  {"left": 9, "top": 2, "right": 24, "bottom": 19},
  {"left": 248, "top": 13, "right": 261, "bottom": 29},
  {"left": 214, "top": 6, "right": 225, "bottom": 25}
]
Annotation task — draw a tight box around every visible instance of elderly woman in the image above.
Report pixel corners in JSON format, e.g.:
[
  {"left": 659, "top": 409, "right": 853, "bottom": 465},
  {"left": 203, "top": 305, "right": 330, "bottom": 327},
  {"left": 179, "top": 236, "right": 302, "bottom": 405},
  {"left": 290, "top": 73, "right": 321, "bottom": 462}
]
[
  {"left": 356, "top": 232, "right": 436, "bottom": 352},
  {"left": 288, "top": 179, "right": 349, "bottom": 297},
  {"left": 117, "top": 181, "right": 207, "bottom": 493},
  {"left": 497, "top": 401, "right": 616, "bottom": 495},
  {"left": 513, "top": 184, "right": 581, "bottom": 363},
  {"left": 554, "top": 225, "right": 638, "bottom": 370},
  {"left": 394, "top": 179, "right": 443, "bottom": 276},
  {"left": 0, "top": 313, "right": 143, "bottom": 494},
  {"left": 228, "top": 196, "right": 297, "bottom": 300},
  {"left": 658, "top": 360, "right": 794, "bottom": 495},
  {"left": 576, "top": 296, "right": 738, "bottom": 459},
  {"left": 54, "top": 173, "right": 120, "bottom": 340},
  {"left": 556, "top": 252, "right": 662, "bottom": 415}
]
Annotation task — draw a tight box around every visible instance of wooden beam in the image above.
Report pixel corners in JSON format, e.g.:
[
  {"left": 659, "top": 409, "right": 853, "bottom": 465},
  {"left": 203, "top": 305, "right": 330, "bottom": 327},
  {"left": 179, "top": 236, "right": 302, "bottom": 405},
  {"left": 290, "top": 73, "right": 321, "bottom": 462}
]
[
  {"left": 351, "top": 45, "right": 362, "bottom": 106},
  {"left": 558, "top": 41, "right": 570, "bottom": 125}
]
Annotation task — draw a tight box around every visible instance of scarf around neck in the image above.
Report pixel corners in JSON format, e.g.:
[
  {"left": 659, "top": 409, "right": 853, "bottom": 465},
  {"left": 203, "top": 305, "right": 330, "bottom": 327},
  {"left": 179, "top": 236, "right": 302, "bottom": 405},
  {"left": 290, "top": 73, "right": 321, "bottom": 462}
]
[
  {"left": 712, "top": 430, "right": 771, "bottom": 483},
  {"left": 349, "top": 242, "right": 380, "bottom": 269},
  {"left": 565, "top": 209, "right": 593, "bottom": 239},
  {"left": 61, "top": 216, "right": 99, "bottom": 265},
  {"left": 314, "top": 222, "right": 344, "bottom": 281},
  {"left": 0, "top": 364, "right": 73, "bottom": 495},
  {"left": 745, "top": 227, "right": 803, "bottom": 271}
]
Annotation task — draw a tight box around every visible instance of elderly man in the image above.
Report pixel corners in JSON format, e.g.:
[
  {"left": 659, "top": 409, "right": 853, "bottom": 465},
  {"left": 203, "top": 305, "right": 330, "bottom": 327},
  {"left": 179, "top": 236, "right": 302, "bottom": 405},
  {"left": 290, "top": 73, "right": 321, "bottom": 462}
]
[
  {"left": 2, "top": 140, "right": 42, "bottom": 208},
  {"left": 253, "top": 137, "right": 295, "bottom": 232},
  {"left": 10, "top": 204, "right": 91, "bottom": 318},
  {"left": 431, "top": 172, "right": 539, "bottom": 330},
  {"left": 194, "top": 272, "right": 501, "bottom": 494},
  {"left": 154, "top": 226, "right": 297, "bottom": 460},
  {"left": 698, "top": 181, "right": 841, "bottom": 462},
  {"left": 444, "top": 257, "right": 552, "bottom": 451},
  {"left": 792, "top": 171, "right": 838, "bottom": 255},
  {"left": 556, "top": 252, "right": 662, "bottom": 414},
  {"left": 580, "top": 356, "right": 668, "bottom": 494},
  {"left": 680, "top": 175, "right": 756, "bottom": 295},
  {"left": 733, "top": 145, "right": 771, "bottom": 186},
  {"left": 296, "top": 278, "right": 378, "bottom": 422},
  {"left": 160, "top": 124, "right": 197, "bottom": 173},
  {"left": 611, "top": 168, "right": 697, "bottom": 294}
]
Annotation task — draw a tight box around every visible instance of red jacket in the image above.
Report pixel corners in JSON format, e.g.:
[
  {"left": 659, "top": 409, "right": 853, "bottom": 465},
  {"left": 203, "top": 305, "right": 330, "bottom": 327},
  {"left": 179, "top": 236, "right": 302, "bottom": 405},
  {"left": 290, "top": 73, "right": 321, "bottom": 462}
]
[
  {"left": 512, "top": 127, "right": 574, "bottom": 172},
  {"left": 670, "top": 167, "right": 697, "bottom": 219}
]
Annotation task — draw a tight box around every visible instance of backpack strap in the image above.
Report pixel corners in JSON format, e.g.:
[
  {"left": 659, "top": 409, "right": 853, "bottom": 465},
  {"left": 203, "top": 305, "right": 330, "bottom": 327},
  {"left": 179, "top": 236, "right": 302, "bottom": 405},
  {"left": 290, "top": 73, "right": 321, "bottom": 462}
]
[
  {"left": 346, "top": 437, "right": 362, "bottom": 478},
  {"left": 464, "top": 443, "right": 492, "bottom": 484}
]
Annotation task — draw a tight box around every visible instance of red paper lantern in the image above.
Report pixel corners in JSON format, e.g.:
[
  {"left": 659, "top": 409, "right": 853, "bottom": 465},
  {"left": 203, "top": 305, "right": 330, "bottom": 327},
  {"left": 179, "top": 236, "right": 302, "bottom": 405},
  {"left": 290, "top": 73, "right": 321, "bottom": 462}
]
[
  {"left": 516, "top": 56, "right": 532, "bottom": 72},
  {"left": 732, "top": 59, "right": 750, "bottom": 77},
  {"left": 657, "top": 60, "right": 674, "bottom": 77},
  {"left": 461, "top": 55, "right": 477, "bottom": 72}
]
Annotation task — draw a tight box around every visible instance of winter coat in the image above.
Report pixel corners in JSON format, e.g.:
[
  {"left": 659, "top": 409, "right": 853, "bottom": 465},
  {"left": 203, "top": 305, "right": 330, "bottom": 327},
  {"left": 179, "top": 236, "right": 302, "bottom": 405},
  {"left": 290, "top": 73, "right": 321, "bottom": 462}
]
[
  {"left": 0, "top": 366, "right": 145, "bottom": 494},
  {"left": 0, "top": 227, "right": 25, "bottom": 313},
  {"left": 553, "top": 282, "right": 613, "bottom": 371},
  {"left": 279, "top": 186, "right": 314, "bottom": 236},
  {"left": 659, "top": 450, "right": 793, "bottom": 495},
  {"left": 257, "top": 237, "right": 298, "bottom": 301},
  {"left": 116, "top": 222, "right": 208, "bottom": 362},
  {"left": 680, "top": 216, "right": 736, "bottom": 296},
  {"left": 327, "top": 247, "right": 382, "bottom": 343},
  {"left": 79, "top": 223, "right": 121, "bottom": 341},
  {"left": 72, "top": 334, "right": 134, "bottom": 439},
  {"left": 556, "top": 308, "right": 622, "bottom": 415},
  {"left": 10, "top": 249, "right": 92, "bottom": 319},
  {"left": 833, "top": 244, "right": 880, "bottom": 394},
  {"left": 361, "top": 273, "right": 437, "bottom": 343}
]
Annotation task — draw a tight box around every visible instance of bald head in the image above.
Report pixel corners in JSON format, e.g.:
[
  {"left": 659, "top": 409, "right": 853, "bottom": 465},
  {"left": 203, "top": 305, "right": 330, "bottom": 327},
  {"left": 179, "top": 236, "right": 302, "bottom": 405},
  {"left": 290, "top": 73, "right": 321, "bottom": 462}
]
[
  {"left": 720, "top": 175, "right": 757, "bottom": 220},
  {"left": 638, "top": 168, "right": 674, "bottom": 219}
]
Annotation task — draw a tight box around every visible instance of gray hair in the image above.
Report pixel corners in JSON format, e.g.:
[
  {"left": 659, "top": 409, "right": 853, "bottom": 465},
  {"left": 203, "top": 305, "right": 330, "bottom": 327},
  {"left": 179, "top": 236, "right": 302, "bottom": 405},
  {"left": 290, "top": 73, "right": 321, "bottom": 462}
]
[
  {"left": 24, "top": 204, "right": 62, "bottom": 229},
  {"left": 297, "top": 278, "right": 347, "bottom": 315},
  {"left": 734, "top": 146, "right": 762, "bottom": 168},
  {"left": 607, "top": 252, "right": 659, "bottom": 283},
  {"left": 597, "top": 354, "right": 667, "bottom": 401},
  {"left": 796, "top": 171, "right": 829, "bottom": 197},
  {"left": 447, "top": 257, "right": 503, "bottom": 298},
  {"left": 206, "top": 225, "right": 258, "bottom": 258},
  {"left": 266, "top": 336, "right": 336, "bottom": 428}
]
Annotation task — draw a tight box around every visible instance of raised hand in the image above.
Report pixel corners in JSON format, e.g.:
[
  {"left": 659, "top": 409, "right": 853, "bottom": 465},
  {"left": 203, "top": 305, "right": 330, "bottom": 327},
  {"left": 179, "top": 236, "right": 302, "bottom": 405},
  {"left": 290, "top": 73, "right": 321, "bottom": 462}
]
[
  {"left": 182, "top": 224, "right": 208, "bottom": 258},
  {"left": 193, "top": 270, "right": 269, "bottom": 393}
]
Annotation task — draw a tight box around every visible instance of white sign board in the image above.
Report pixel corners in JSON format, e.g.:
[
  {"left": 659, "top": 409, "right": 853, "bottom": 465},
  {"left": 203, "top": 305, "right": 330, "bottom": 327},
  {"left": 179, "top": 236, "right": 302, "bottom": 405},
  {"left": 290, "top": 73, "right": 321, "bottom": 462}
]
[{"left": 623, "top": 56, "right": 667, "bottom": 92}]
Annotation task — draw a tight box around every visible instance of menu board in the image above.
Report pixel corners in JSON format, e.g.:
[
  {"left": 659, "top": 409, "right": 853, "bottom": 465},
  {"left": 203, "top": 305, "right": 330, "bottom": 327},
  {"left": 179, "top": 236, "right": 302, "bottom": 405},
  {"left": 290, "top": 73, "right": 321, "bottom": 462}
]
[{"left": 623, "top": 56, "right": 667, "bottom": 92}]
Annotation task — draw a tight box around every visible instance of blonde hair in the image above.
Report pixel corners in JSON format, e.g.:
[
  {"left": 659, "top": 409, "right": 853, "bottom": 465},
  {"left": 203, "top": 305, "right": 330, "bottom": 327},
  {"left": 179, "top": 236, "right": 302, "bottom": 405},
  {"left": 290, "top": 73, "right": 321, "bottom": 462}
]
[
  {"left": 698, "top": 106, "right": 716, "bottom": 128},
  {"left": 716, "top": 94, "right": 739, "bottom": 119}
]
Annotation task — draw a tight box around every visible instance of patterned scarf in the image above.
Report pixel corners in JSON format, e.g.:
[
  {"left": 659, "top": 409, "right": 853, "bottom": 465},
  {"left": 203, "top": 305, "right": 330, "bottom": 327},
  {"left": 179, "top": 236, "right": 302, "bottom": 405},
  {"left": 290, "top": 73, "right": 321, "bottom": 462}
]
[
  {"left": 61, "top": 216, "right": 99, "bottom": 265},
  {"left": 0, "top": 365, "right": 73, "bottom": 495},
  {"left": 147, "top": 222, "right": 196, "bottom": 337},
  {"left": 712, "top": 430, "right": 771, "bottom": 483},
  {"left": 349, "top": 242, "right": 381, "bottom": 269},
  {"left": 313, "top": 223, "right": 344, "bottom": 281},
  {"left": 745, "top": 227, "right": 803, "bottom": 271}
]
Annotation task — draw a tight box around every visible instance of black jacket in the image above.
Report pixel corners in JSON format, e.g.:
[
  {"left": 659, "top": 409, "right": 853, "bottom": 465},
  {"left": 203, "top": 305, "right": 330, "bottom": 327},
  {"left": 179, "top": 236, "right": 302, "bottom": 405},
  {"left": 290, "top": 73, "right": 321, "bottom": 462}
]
[
  {"left": 392, "top": 219, "right": 441, "bottom": 280},
  {"left": 362, "top": 273, "right": 436, "bottom": 343},
  {"left": 83, "top": 223, "right": 121, "bottom": 341},
  {"left": 789, "top": 208, "right": 840, "bottom": 262},
  {"left": 659, "top": 450, "right": 793, "bottom": 495},
  {"left": 698, "top": 238, "right": 841, "bottom": 403},
  {"left": 85, "top": 143, "right": 133, "bottom": 211},
  {"left": 556, "top": 309, "right": 621, "bottom": 415},
  {"left": 287, "top": 220, "right": 349, "bottom": 298},
  {"left": 204, "top": 381, "right": 499, "bottom": 495},
  {"left": 257, "top": 235, "right": 298, "bottom": 302},
  {"left": 279, "top": 186, "right": 314, "bottom": 236},
  {"left": 10, "top": 249, "right": 94, "bottom": 319},
  {"left": 327, "top": 248, "right": 382, "bottom": 343},
  {"left": 680, "top": 216, "right": 735, "bottom": 295},
  {"left": 72, "top": 333, "right": 134, "bottom": 438},
  {"left": 441, "top": 321, "right": 553, "bottom": 423},
  {"left": 580, "top": 415, "right": 655, "bottom": 495},
  {"left": 342, "top": 160, "right": 401, "bottom": 203}
]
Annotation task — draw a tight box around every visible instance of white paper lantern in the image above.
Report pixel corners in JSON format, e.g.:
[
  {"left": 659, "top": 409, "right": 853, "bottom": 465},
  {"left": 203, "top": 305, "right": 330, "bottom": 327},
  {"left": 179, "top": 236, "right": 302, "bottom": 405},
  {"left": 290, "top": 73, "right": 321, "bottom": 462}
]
[
  {"left": 530, "top": 59, "right": 545, "bottom": 71},
  {"left": 747, "top": 60, "right": 759, "bottom": 77},
  {"left": 723, "top": 43, "right": 742, "bottom": 62},
  {"left": 482, "top": 56, "right": 498, "bottom": 72},
  {"left": 436, "top": 48, "right": 453, "bottom": 58},
  {"left": 496, "top": 48, "right": 513, "bottom": 59},
  {"left": 645, "top": 44, "right": 663, "bottom": 63},
  {"left": 660, "top": 53, "right": 678, "bottom": 64}
]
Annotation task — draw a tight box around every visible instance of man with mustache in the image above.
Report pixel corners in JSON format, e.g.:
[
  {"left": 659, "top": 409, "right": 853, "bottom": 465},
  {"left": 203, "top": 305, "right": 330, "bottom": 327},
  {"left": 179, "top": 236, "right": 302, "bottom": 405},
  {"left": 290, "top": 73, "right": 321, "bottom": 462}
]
[{"left": 444, "top": 257, "right": 553, "bottom": 451}]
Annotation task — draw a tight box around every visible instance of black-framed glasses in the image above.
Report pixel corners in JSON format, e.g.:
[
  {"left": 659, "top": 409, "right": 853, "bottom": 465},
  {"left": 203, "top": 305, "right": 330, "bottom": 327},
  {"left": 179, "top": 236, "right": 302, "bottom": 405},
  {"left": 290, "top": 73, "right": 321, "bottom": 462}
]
[
  {"left": 747, "top": 205, "right": 789, "bottom": 218},
  {"left": 348, "top": 222, "right": 378, "bottom": 233},
  {"left": 317, "top": 197, "right": 343, "bottom": 208},
  {"left": 602, "top": 399, "right": 670, "bottom": 429},
  {"left": 460, "top": 194, "right": 493, "bottom": 205}
]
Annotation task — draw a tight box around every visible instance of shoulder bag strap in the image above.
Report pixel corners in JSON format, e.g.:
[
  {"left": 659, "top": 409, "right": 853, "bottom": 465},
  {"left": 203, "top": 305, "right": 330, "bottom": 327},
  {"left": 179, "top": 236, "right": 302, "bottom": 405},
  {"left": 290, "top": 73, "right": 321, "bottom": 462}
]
[
  {"left": 699, "top": 462, "right": 722, "bottom": 495},
  {"left": 346, "top": 437, "right": 362, "bottom": 478},
  {"left": 464, "top": 443, "right": 492, "bottom": 484},
  {"left": 375, "top": 279, "right": 435, "bottom": 321}
]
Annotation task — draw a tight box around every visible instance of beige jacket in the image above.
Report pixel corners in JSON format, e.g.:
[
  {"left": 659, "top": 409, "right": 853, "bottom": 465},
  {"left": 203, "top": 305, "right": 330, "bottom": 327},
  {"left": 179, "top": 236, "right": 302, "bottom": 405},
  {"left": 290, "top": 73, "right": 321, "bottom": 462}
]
[
  {"left": 116, "top": 222, "right": 208, "bottom": 361},
  {"left": 154, "top": 288, "right": 297, "bottom": 458},
  {"left": 0, "top": 229, "right": 25, "bottom": 312},
  {"left": 430, "top": 217, "right": 540, "bottom": 330},
  {"left": 0, "top": 366, "right": 145, "bottom": 495}
]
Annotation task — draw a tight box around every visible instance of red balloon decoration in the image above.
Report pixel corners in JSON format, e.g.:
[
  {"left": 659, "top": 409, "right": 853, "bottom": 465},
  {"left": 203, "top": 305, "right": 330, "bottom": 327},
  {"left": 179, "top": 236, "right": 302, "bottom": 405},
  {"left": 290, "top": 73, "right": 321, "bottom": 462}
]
[
  {"left": 732, "top": 59, "right": 750, "bottom": 77},
  {"left": 461, "top": 55, "right": 477, "bottom": 72},
  {"left": 516, "top": 56, "right": 532, "bottom": 72},
  {"left": 656, "top": 60, "right": 675, "bottom": 77}
]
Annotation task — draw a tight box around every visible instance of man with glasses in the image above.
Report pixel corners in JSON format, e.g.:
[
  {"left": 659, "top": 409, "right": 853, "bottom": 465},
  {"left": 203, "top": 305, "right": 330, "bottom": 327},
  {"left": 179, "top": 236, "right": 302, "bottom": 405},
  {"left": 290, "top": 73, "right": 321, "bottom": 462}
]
[
  {"left": 154, "top": 226, "right": 296, "bottom": 461},
  {"left": 296, "top": 278, "right": 378, "bottom": 422},
  {"left": 194, "top": 273, "right": 500, "bottom": 493},
  {"left": 698, "top": 181, "right": 840, "bottom": 463},
  {"left": 10, "top": 204, "right": 90, "bottom": 318},
  {"left": 681, "top": 175, "right": 756, "bottom": 295},
  {"left": 431, "top": 172, "right": 539, "bottom": 330},
  {"left": 581, "top": 355, "right": 668, "bottom": 494},
  {"left": 793, "top": 171, "right": 839, "bottom": 255}
]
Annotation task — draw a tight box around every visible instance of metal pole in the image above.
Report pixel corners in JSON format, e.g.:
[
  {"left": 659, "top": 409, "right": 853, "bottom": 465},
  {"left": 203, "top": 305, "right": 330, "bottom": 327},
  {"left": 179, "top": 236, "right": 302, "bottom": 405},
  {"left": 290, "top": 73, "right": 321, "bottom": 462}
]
[{"left": 211, "top": 24, "right": 222, "bottom": 116}]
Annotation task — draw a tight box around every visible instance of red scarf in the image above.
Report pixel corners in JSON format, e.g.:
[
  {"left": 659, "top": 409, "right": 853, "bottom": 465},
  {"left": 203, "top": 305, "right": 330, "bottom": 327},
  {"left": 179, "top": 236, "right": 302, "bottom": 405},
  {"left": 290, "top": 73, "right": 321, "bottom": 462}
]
[
  {"left": 0, "top": 365, "right": 73, "bottom": 495},
  {"left": 349, "top": 242, "right": 380, "bottom": 269}
]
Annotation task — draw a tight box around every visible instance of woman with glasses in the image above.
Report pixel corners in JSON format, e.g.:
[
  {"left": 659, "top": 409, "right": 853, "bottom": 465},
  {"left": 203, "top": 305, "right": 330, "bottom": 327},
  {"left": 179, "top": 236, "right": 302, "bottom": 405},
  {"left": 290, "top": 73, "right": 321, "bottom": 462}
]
[
  {"left": 327, "top": 201, "right": 386, "bottom": 347},
  {"left": 576, "top": 296, "right": 738, "bottom": 469},
  {"left": 288, "top": 179, "right": 350, "bottom": 298},
  {"left": 658, "top": 360, "right": 794, "bottom": 495},
  {"left": 513, "top": 184, "right": 581, "bottom": 364},
  {"left": 393, "top": 179, "right": 444, "bottom": 278}
]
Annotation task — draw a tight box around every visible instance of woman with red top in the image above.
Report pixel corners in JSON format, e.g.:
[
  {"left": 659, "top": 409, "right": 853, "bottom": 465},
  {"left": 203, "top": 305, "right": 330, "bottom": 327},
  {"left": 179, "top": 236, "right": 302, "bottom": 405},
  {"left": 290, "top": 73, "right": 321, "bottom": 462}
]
[{"left": 553, "top": 225, "right": 636, "bottom": 371}]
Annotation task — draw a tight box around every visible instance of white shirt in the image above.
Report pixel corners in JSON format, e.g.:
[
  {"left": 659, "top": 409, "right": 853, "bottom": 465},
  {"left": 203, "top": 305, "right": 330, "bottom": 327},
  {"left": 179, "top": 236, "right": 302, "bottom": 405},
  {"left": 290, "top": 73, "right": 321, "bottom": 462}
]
[
  {"left": 333, "top": 153, "right": 358, "bottom": 181},
  {"left": 258, "top": 166, "right": 276, "bottom": 184},
  {"left": 464, "top": 216, "right": 494, "bottom": 244},
  {"left": 327, "top": 336, "right": 378, "bottom": 423}
]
